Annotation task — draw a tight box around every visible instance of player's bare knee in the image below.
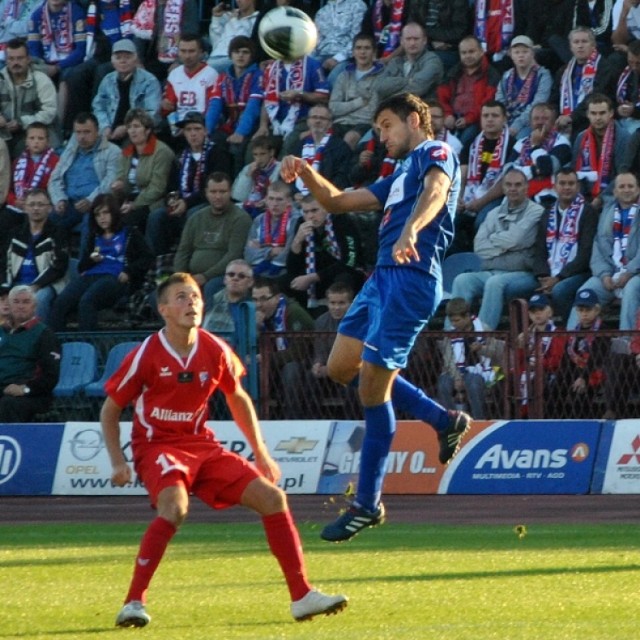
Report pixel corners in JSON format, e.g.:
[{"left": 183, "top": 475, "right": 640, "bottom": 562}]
[{"left": 241, "top": 477, "right": 287, "bottom": 515}]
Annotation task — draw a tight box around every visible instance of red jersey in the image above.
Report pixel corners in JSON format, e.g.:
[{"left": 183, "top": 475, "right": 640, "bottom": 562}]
[{"left": 106, "top": 329, "right": 245, "bottom": 446}]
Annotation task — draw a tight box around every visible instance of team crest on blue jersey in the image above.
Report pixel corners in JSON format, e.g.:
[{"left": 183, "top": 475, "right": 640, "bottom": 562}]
[{"left": 430, "top": 146, "right": 448, "bottom": 161}]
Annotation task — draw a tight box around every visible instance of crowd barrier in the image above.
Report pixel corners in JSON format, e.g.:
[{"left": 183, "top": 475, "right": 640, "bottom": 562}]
[{"left": 2, "top": 418, "right": 640, "bottom": 496}]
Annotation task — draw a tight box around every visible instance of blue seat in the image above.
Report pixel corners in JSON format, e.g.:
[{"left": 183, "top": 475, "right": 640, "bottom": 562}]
[
  {"left": 85, "top": 341, "right": 142, "bottom": 398},
  {"left": 53, "top": 342, "right": 98, "bottom": 397},
  {"left": 442, "top": 252, "right": 482, "bottom": 299}
]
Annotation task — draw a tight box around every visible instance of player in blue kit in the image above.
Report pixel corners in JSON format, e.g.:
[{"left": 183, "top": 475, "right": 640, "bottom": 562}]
[{"left": 281, "top": 93, "right": 472, "bottom": 542}]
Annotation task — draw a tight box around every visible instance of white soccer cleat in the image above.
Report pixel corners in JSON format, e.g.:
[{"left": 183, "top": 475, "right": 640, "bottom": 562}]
[
  {"left": 290, "top": 588, "right": 348, "bottom": 621},
  {"left": 115, "top": 600, "right": 151, "bottom": 628}
]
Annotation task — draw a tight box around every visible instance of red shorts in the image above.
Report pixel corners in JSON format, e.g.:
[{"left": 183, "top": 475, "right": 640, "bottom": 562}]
[{"left": 133, "top": 438, "right": 261, "bottom": 509}]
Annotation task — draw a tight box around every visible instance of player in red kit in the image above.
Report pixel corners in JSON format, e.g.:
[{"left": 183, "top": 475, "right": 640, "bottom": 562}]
[{"left": 101, "top": 272, "right": 347, "bottom": 628}]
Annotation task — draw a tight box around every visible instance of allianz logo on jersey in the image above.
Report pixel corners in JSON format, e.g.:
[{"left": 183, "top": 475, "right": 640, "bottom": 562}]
[
  {"left": 474, "top": 444, "right": 569, "bottom": 470},
  {"left": 0, "top": 436, "right": 21, "bottom": 485},
  {"left": 150, "top": 407, "right": 195, "bottom": 421}
]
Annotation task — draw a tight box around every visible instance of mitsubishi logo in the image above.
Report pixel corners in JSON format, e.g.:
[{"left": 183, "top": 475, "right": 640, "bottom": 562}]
[
  {"left": 617, "top": 435, "right": 640, "bottom": 464},
  {"left": 275, "top": 437, "right": 318, "bottom": 454}
]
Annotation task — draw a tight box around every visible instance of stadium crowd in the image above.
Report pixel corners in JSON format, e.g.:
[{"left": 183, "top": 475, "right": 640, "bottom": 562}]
[{"left": 4, "top": 0, "right": 640, "bottom": 421}]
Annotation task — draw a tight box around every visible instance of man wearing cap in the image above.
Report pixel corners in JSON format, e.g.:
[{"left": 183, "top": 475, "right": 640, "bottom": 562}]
[
  {"left": 161, "top": 34, "right": 217, "bottom": 136},
  {"left": 146, "top": 112, "right": 232, "bottom": 256},
  {"left": 569, "top": 171, "right": 640, "bottom": 330},
  {"left": 495, "top": 36, "right": 553, "bottom": 139},
  {"left": 92, "top": 39, "right": 162, "bottom": 145},
  {"left": 531, "top": 168, "right": 598, "bottom": 324}
]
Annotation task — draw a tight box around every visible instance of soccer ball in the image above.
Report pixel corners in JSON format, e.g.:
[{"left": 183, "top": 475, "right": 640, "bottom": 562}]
[{"left": 258, "top": 6, "right": 318, "bottom": 62}]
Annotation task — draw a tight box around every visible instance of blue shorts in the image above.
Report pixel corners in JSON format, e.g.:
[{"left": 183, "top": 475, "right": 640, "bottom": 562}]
[{"left": 338, "top": 266, "right": 441, "bottom": 370}]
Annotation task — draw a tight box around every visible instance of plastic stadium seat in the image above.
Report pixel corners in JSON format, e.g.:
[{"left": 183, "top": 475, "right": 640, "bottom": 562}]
[
  {"left": 84, "top": 341, "right": 142, "bottom": 398},
  {"left": 53, "top": 342, "right": 98, "bottom": 397},
  {"left": 442, "top": 252, "right": 482, "bottom": 299}
]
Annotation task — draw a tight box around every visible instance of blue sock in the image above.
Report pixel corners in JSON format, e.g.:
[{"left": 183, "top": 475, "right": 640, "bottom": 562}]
[
  {"left": 392, "top": 374, "right": 449, "bottom": 432},
  {"left": 356, "top": 401, "right": 396, "bottom": 512}
]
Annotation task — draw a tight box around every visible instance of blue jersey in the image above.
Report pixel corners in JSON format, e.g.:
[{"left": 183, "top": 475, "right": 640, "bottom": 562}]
[{"left": 367, "top": 140, "right": 460, "bottom": 278}]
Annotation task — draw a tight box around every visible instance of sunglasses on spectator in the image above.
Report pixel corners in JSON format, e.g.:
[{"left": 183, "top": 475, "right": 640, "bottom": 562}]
[{"left": 225, "top": 272, "right": 250, "bottom": 279}]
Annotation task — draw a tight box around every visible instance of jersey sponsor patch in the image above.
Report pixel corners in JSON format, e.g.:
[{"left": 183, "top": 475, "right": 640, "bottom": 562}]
[
  {"left": 178, "top": 371, "right": 194, "bottom": 383},
  {"left": 430, "top": 146, "right": 448, "bottom": 161}
]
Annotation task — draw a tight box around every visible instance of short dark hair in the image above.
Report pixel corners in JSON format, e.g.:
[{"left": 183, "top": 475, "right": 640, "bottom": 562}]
[
  {"left": 89, "top": 194, "right": 124, "bottom": 236},
  {"left": 250, "top": 135, "right": 277, "bottom": 152},
  {"left": 445, "top": 298, "right": 471, "bottom": 317},
  {"left": 24, "top": 187, "right": 51, "bottom": 202},
  {"left": 554, "top": 167, "right": 578, "bottom": 181},
  {"left": 481, "top": 100, "right": 507, "bottom": 117},
  {"left": 352, "top": 32, "right": 376, "bottom": 49},
  {"left": 73, "top": 112, "right": 99, "bottom": 128},
  {"left": 206, "top": 171, "right": 232, "bottom": 188},
  {"left": 326, "top": 281, "right": 354, "bottom": 299},
  {"left": 124, "top": 108, "right": 155, "bottom": 130},
  {"left": 25, "top": 121, "right": 49, "bottom": 137},
  {"left": 157, "top": 272, "right": 199, "bottom": 303},
  {"left": 6, "top": 38, "right": 28, "bottom": 54},
  {"left": 374, "top": 93, "right": 433, "bottom": 138},
  {"left": 179, "top": 33, "right": 203, "bottom": 48},
  {"left": 252, "top": 276, "right": 280, "bottom": 295},
  {"left": 229, "top": 35, "right": 256, "bottom": 58},
  {"left": 585, "top": 92, "right": 614, "bottom": 111}
]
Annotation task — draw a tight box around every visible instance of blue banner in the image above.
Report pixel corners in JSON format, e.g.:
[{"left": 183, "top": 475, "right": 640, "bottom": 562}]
[
  {"left": 0, "top": 423, "right": 65, "bottom": 495},
  {"left": 439, "top": 421, "right": 601, "bottom": 494}
]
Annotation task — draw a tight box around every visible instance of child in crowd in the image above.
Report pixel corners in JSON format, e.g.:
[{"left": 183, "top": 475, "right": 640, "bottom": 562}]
[
  {"left": 516, "top": 293, "right": 565, "bottom": 417},
  {"left": 232, "top": 135, "right": 281, "bottom": 219},
  {"left": 547, "top": 289, "right": 610, "bottom": 418},
  {"left": 437, "top": 298, "right": 504, "bottom": 420}
]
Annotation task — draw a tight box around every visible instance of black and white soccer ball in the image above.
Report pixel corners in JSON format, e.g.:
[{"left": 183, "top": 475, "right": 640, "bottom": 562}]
[{"left": 258, "top": 7, "right": 318, "bottom": 62}]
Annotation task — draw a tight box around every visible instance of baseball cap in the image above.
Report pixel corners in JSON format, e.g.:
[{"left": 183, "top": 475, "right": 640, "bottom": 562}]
[
  {"left": 112, "top": 39, "right": 137, "bottom": 54},
  {"left": 528, "top": 293, "right": 550, "bottom": 309},
  {"left": 176, "top": 111, "right": 206, "bottom": 128},
  {"left": 510, "top": 35, "right": 534, "bottom": 49},
  {"left": 574, "top": 288, "right": 599, "bottom": 308}
]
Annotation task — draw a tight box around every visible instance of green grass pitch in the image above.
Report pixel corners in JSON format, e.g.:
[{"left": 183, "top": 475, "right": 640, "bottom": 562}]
[{"left": 1, "top": 521, "right": 639, "bottom": 640}]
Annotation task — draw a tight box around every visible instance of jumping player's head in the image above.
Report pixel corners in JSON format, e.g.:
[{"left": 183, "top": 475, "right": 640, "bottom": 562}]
[
  {"left": 373, "top": 93, "right": 433, "bottom": 159},
  {"left": 157, "top": 272, "right": 203, "bottom": 330}
]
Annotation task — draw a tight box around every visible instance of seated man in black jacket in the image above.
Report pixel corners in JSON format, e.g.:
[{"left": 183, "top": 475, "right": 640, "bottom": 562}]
[
  {"left": 284, "top": 195, "right": 366, "bottom": 312},
  {"left": 0, "top": 285, "right": 60, "bottom": 422}
]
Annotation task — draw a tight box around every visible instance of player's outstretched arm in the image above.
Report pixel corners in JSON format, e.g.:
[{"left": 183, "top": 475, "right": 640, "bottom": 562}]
[
  {"left": 225, "top": 386, "right": 282, "bottom": 484},
  {"left": 280, "top": 155, "right": 380, "bottom": 214},
  {"left": 100, "top": 396, "right": 132, "bottom": 486},
  {"left": 393, "top": 166, "right": 452, "bottom": 264}
]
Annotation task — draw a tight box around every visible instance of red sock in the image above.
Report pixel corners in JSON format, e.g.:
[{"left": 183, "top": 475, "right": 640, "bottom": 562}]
[
  {"left": 262, "top": 511, "right": 312, "bottom": 602},
  {"left": 125, "top": 517, "right": 177, "bottom": 604}
]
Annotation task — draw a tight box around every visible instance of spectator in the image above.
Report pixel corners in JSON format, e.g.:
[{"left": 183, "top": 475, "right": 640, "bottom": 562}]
[
  {"left": 305, "top": 281, "right": 359, "bottom": 416},
  {"left": 146, "top": 111, "right": 232, "bottom": 256},
  {"left": 49, "top": 194, "right": 152, "bottom": 331},
  {"left": 82, "top": 0, "right": 135, "bottom": 64},
  {"left": 131, "top": 0, "right": 199, "bottom": 81},
  {"left": 0, "top": 285, "right": 10, "bottom": 327},
  {"left": 0, "top": 37, "right": 59, "bottom": 157},
  {"left": 231, "top": 135, "right": 281, "bottom": 219},
  {"left": 437, "top": 35, "right": 500, "bottom": 148},
  {"left": 614, "top": 39, "right": 640, "bottom": 135},
  {"left": 417, "top": 0, "right": 470, "bottom": 69},
  {"left": 437, "top": 297, "right": 504, "bottom": 420},
  {"left": 292, "top": 104, "right": 353, "bottom": 196},
  {"left": 173, "top": 171, "right": 252, "bottom": 305},
  {"left": 1, "top": 188, "right": 69, "bottom": 322},
  {"left": 207, "top": 0, "right": 258, "bottom": 72},
  {"left": 548, "top": 287, "right": 609, "bottom": 418},
  {"left": 473, "top": 0, "right": 526, "bottom": 65},
  {"left": 552, "top": 26, "right": 608, "bottom": 136},
  {"left": 509, "top": 102, "right": 572, "bottom": 202},
  {"left": 202, "top": 258, "right": 254, "bottom": 336},
  {"left": 360, "top": 0, "right": 409, "bottom": 59},
  {"left": 27, "top": 0, "right": 88, "bottom": 135},
  {"left": 495, "top": 36, "right": 553, "bottom": 139},
  {"left": 612, "top": 0, "right": 640, "bottom": 51},
  {"left": 205, "top": 35, "right": 263, "bottom": 176},
  {"left": 4, "top": 121, "right": 59, "bottom": 231},
  {"left": 523, "top": 0, "right": 574, "bottom": 73},
  {"left": 252, "top": 275, "right": 314, "bottom": 418},
  {"left": 572, "top": 93, "right": 629, "bottom": 211},
  {"left": 455, "top": 99, "right": 515, "bottom": 251},
  {"left": 285, "top": 194, "right": 365, "bottom": 311},
  {"left": 569, "top": 172, "right": 640, "bottom": 330},
  {"left": 0, "top": 0, "right": 41, "bottom": 57},
  {"left": 532, "top": 168, "right": 598, "bottom": 324},
  {"left": 91, "top": 38, "right": 162, "bottom": 145},
  {"left": 244, "top": 180, "right": 301, "bottom": 277},
  {"left": 255, "top": 53, "right": 329, "bottom": 155},
  {"left": 450, "top": 168, "right": 545, "bottom": 329},
  {"left": 0, "top": 284, "right": 60, "bottom": 422},
  {"left": 329, "top": 33, "right": 383, "bottom": 150},
  {"left": 110, "top": 108, "right": 175, "bottom": 233},
  {"left": 376, "top": 22, "right": 443, "bottom": 102},
  {"left": 516, "top": 292, "right": 565, "bottom": 416},
  {"left": 161, "top": 33, "right": 217, "bottom": 136},
  {"left": 48, "top": 112, "right": 121, "bottom": 247},
  {"left": 427, "top": 99, "right": 462, "bottom": 154},
  {"left": 570, "top": 0, "right": 615, "bottom": 57},
  {"left": 313, "top": 0, "right": 368, "bottom": 86}
]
